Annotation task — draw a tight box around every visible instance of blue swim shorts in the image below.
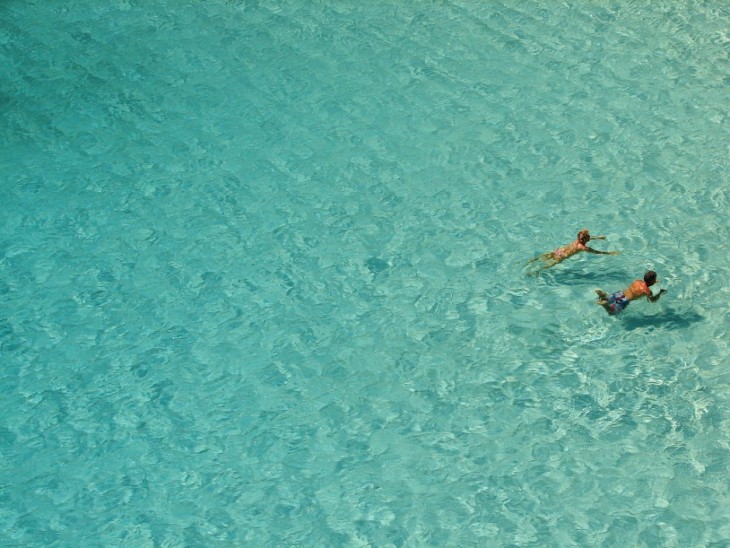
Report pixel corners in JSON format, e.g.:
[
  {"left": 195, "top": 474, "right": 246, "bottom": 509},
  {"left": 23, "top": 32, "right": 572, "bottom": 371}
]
[{"left": 607, "top": 291, "right": 630, "bottom": 314}]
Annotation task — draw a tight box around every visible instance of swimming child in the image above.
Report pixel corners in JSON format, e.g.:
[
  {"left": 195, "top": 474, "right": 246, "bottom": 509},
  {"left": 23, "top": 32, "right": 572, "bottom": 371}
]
[
  {"left": 595, "top": 270, "right": 667, "bottom": 315},
  {"left": 526, "top": 229, "right": 619, "bottom": 273}
]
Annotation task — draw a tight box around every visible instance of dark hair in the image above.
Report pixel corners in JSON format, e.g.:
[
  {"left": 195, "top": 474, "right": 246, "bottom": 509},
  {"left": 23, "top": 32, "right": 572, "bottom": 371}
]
[{"left": 644, "top": 270, "right": 657, "bottom": 284}]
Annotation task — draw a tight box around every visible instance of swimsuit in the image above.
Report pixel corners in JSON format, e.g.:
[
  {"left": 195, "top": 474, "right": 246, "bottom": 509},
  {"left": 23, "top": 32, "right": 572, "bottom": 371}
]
[{"left": 607, "top": 291, "right": 630, "bottom": 314}]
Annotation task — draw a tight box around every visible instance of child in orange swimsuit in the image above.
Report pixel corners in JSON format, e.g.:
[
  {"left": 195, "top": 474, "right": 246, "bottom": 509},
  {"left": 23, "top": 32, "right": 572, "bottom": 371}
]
[
  {"left": 526, "top": 229, "right": 620, "bottom": 273},
  {"left": 595, "top": 270, "right": 667, "bottom": 315}
]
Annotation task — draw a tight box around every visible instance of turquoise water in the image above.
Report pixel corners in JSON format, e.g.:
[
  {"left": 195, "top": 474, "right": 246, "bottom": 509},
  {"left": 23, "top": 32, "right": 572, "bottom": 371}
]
[{"left": 1, "top": 0, "right": 729, "bottom": 545}]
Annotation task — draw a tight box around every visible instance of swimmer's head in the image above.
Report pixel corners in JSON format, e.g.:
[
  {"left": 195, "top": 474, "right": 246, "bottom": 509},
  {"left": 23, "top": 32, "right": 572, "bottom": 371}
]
[
  {"left": 578, "top": 229, "right": 590, "bottom": 244},
  {"left": 644, "top": 270, "right": 657, "bottom": 286}
]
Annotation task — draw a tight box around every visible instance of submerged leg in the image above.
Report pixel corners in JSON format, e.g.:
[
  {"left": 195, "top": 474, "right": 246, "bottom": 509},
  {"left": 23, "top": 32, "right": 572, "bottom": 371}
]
[
  {"left": 536, "top": 255, "right": 561, "bottom": 272},
  {"left": 595, "top": 289, "right": 608, "bottom": 302},
  {"left": 525, "top": 253, "right": 548, "bottom": 266},
  {"left": 526, "top": 252, "right": 558, "bottom": 268},
  {"left": 595, "top": 290, "right": 614, "bottom": 313}
]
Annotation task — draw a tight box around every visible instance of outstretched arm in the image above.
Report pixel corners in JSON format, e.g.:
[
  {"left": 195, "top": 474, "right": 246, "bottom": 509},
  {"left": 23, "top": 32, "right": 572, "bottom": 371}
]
[
  {"left": 648, "top": 289, "right": 667, "bottom": 302},
  {"left": 585, "top": 247, "right": 620, "bottom": 256}
]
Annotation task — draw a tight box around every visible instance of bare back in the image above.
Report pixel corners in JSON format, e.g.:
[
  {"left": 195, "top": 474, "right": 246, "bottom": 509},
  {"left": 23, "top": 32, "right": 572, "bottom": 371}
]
[
  {"left": 623, "top": 280, "right": 651, "bottom": 301},
  {"left": 554, "top": 240, "right": 587, "bottom": 259}
]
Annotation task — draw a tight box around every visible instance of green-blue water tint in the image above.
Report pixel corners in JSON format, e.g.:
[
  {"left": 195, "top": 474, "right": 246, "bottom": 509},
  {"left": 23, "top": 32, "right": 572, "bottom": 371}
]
[{"left": 1, "top": 0, "right": 729, "bottom": 545}]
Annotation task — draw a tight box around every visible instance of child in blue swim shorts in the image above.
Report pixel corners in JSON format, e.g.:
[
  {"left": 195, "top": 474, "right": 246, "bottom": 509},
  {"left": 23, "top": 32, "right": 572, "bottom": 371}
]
[{"left": 596, "top": 270, "right": 667, "bottom": 315}]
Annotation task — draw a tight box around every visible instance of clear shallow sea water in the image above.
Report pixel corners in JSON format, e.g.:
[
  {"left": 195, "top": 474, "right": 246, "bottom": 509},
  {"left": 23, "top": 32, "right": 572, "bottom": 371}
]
[{"left": 1, "top": 0, "right": 729, "bottom": 545}]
